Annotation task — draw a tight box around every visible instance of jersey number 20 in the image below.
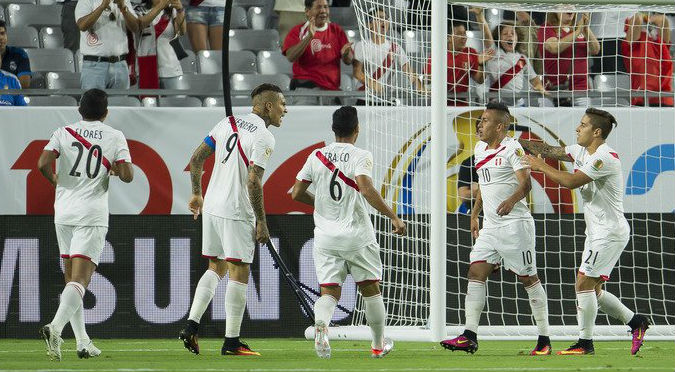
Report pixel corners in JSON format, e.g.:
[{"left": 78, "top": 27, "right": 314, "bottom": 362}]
[{"left": 69, "top": 142, "right": 102, "bottom": 178}]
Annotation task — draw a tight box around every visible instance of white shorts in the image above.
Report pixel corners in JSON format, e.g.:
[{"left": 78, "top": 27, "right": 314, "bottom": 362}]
[
  {"left": 579, "top": 234, "right": 629, "bottom": 281},
  {"left": 202, "top": 212, "right": 255, "bottom": 263},
  {"left": 55, "top": 224, "right": 107, "bottom": 266},
  {"left": 314, "top": 243, "right": 382, "bottom": 286},
  {"left": 470, "top": 219, "right": 537, "bottom": 277}
]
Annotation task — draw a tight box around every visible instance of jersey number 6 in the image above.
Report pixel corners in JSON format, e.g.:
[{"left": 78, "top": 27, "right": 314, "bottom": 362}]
[
  {"left": 330, "top": 169, "right": 343, "bottom": 201},
  {"left": 69, "top": 142, "right": 102, "bottom": 179}
]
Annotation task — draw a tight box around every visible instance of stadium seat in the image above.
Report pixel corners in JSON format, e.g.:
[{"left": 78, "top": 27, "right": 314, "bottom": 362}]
[
  {"left": 6, "top": 4, "right": 61, "bottom": 28},
  {"left": 203, "top": 96, "right": 252, "bottom": 107},
  {"left": 0, "top": 6, "right": 5, "bottom": 22},
  {"left": 25, "top": 95, "right": 78, "bottom": 106},
  {"left": 230, "top": 73, "right": 290, "bottom": 92},
  {"left": 177, "top": 73, "right": 223, "bottom": 92},
  {"left": 257, "top": 50, "right": 291, "bottom": 75},
  {"left": 229, "top": 29, "right": 280, "bottom": 52},
  {"left": 402, "top": 30, "right": 426, "bottom": 56},
  {"left": 340, "top": 60, "right": 352, "bottom": 76},
  {"left": 108, "top": 96, "right": 141, "bottom": 107},
  {"left": 6, "top": 26, "right": 39, "bottom": 48},
  {"left": 46, "top": 71, "right": 80, "bottom": 89},
  {"left": 594, "top": 74, "right": 631, "bottom": 92},
  {"left": 247, "top": 6, "right": 269, "bottom": 30},
  {"left": 29, "top": 72, "right": 45, "bottom": 88},
  {"left": 40, "top": 26, "right": 64, "bottom": 49},
  {"left": 340, "top": 73, "right": 353, "bottom": 92},
  {"left": 231, "top": 6, "right": 248, "bottom": 29},
  {"left": 197, "top": 50, "right": 257, "bottom": 74},
  {"left": 232, "top": 0, "right": 268, "bottom": 7},
  {"left": 159, "top": 96, "right": 203, "bottom": 107},
  {"left": 25, "top": 48, "right": 75, "bottom": 72},
  {"left": 0, "top": 0, "right": 35, "bottom": 4},
  {"left": 466, "top": 30, "right": 483, "bottom": 53},
  {"left": 329, "top": 7, "right": 358, "bottom": 28},
  {"left": 141, "top": 97, "right": 158, "bottom": 107},
  {"left": 342, "top": 28, "right": 361, "bottom": 43},
  {"left": 180, "top": 50, "right": 197, "bottom": 74},
  {"left": 38, "top": 0, "right": 56, "bottom": 4}
]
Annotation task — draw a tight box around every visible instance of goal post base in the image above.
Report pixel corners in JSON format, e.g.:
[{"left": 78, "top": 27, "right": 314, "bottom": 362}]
[{"left": 304, "top": 325, "right": 675, "bottom": 342}]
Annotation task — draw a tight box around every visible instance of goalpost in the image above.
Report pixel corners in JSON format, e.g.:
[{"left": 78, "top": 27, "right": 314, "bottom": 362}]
[{"left": 305, "top": 0, "right": 675, "bottom": 341}]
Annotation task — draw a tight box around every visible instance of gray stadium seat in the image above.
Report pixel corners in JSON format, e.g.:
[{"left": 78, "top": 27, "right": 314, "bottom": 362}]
[
  {"left": 177, "top": 73, "right": 223, "bottom": 92},
  {"left": 232, "top": 0, "right": 268, "bottom": 7},
  {"left": 231, "top": 6, "right": 248, "bottom": 29},
  {"left": 46, "top": 71, "right": 80, "bottom": 89},
  {"left": 340, "top": 73, "right": 353, "bottom": 92},
  {"left": 6, "top": 26, "right": 39, "bottom": 48},
  {"left": 0, "top": 0, "right": 35, "bottom": 4},
  {"left": 40, "top": 26, "right": 64, "bottom": 49},
  {"left": 141, "top": 97, "right": 157, "bottom": 107},
  {"left": 30, "top": 72, "right": 45, "bottom": 88},
  {"left": 231, "top": 73, "right": 290, "bottom": 91},
  {"left": 203, "top": 96, "right": 252, "bottom": 107},
  {"left": 466, "top": 30, "right": 483, "bottom": 53},
  {"left": 342, "top": 28, "right": 361, "bottom": 43},
  {"left": 197, "top": 50, "right": 257, "bottom": 74},
  {"left": 257, "top": 50, "right": 291, "bottom": 75},
  {"left": 594, "top": 74, "right": 631, "bottom": 92},
  {"left": 229, "top": 29, "right": 280, "bottom": 52},
  {"left": 180, "top": 50, "right": 197, "bottom": 74},
  {"left": 6, "top": 4, "right": 61, "bottom": 28},
  {"left": 108, "top": 96, "right": 141, "bottom": 107},
  {"left": 329, "top": 7, "right": 358, "bottom": 28},
  {"left": 38, "top": 0, "right": 56, "bottom": 4},
  {"left": 159, "top": 96, "right": 203, "bottom": 107},
  {"left": 0, "top": 6, "right": 5, "bottom": 22},
  {"left": 247, "top": 6, "right": 269, "bottom": 30},
  {"left": 26, "top": 95, "right": 78, "bottom": 106},
  {"left": 25, "top": 48, "right": 75, "bottom": 72}
]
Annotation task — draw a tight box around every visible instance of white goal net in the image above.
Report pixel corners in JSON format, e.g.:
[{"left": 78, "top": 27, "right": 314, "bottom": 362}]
[{"left": 336, "top": 0, "right": 675, "bottom": 341}]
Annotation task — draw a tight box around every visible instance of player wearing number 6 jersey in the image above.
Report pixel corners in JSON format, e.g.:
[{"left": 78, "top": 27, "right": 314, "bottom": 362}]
[
  {"left": 520, "top": 108, "right": 650, "bottom": 356},
  {"left": 291, "top": 106, "right": 406, "bottom": 359},
  {"left": 441, "top": 102, "right": 552, "bottom": 356},
  {"left": 179, "top": 83, "right": 286, "bottom": 357},
  {"left": 38, "top": 89, "right": 134, "bottom": 361}
]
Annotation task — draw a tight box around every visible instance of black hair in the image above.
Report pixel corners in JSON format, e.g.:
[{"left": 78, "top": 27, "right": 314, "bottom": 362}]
[
  {"left": 79, "top": 89, "right": 108, "bottom": 121},
  {"left": 332, "top": 106, "right": 359, "bottom": 137},
  {"left": 250, "top": 83, "right": 283, "bottom": 99},
  {"left": 585, "top": 107, "right": 617, "bottom": 139},
  {"left": 492, "top": 21, "right": 519, "bottom": 52},
  {"left": 367, "top": 6, "right": 386, "bottom": 22},
  {"left": 304, "top": 0, "right": 318, "bottom": 9},
  {"left": 485, "top": 101, "right": 511, "bottom": 127}
]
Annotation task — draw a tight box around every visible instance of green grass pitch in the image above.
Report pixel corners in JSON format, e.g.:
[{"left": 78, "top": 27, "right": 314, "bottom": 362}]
[{"left": 1, "top": 338, "right": 673, "bottom": 372}]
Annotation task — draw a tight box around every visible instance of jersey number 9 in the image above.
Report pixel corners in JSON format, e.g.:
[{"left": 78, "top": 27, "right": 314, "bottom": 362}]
[{"left": 221, "top": 133, "right": 239, "bottom": 164}]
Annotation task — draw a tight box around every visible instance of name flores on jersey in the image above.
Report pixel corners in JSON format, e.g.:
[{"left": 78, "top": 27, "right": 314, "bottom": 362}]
[{"left": 74, "top": 128, "right": 104, "bottom": 140}]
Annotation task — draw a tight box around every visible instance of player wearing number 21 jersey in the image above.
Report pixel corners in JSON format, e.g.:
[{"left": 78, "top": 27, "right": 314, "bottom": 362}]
[
  {"left": 38, "top": 89, "right": 134, "bottom": 361},
  {"left": 441, "top": 102, "right": 552, "bottom": 356},
  {"left": 179, "top": 84, "right": 287, "bottom": 357},
  {"left": 520, "top": 108, "right": 649, "bottom": 356},
  {"left": 292, "top": 106, "right": 406, "bottom": 359}
]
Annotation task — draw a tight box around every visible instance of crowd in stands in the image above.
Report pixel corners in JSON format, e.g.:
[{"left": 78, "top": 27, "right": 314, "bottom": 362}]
[{"left": 0, "top": 0, "right": 673, "bottom": 107}]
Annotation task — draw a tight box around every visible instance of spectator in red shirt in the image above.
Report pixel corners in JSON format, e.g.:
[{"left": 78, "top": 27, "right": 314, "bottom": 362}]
[
  {"left": 425, "top": 19, "right": 494, "bottom": 106},
  {"left": 283, "top": 0, "right": 353, "bottom": 105},
  {"left": 622, "top": 13, "right": 673, "bottom": 107},
  {"left": 537, "top": 12, "right": 600, "bottom": 106}
]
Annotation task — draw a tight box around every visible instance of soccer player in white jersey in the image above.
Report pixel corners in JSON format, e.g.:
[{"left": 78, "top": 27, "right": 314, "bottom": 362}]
[
  {"left": 38, "top": 89, "right": 134, "bottom": 361},
  {"left": 520, "top": 108, "right": 649, "bottom": 356},
  {"left": 441, "top": 102, "right": 552, "bottom": 356},
  {"left": 291, "top": 106, "right": 406, "bottom": 359},
  {"left": 178, "top": 83, "right": 286, "bottom": 356}
]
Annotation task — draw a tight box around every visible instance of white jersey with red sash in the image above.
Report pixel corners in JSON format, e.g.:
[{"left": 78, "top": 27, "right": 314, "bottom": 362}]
[
  {"left": 202, "top": 113, "right": 275, "bottom": 222},
  {"left": 132, "top": 7, "right": 182, "bottom": 89},
  {"left": 43, "top": 120, "right": 132, "bottom": 227},
  {"left": 485, "top": 49, "right": 537, "bottom": 93},
  {"left": 296, "top": 142, "right": 377, "bottom": 251},
  {"left": 354, "top": 39, "right": 409, "bottom": 91}
]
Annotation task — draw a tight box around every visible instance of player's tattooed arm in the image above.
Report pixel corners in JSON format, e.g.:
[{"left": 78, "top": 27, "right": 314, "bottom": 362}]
[
  {"left": 189, "top": 143, "right": 214, "bottom": 195},
  {"left": 248, "top": 164, "right": 270, "bottom": 243},
  {"left": 518, "top": 139, "right": 571, "bottom": 162},
  {"left": 38, "top": 150, "right": 58, "bottom": 187}
]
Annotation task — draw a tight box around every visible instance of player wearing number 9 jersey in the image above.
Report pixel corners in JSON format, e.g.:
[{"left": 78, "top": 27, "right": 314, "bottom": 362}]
[
  {"left": 291, "top": 106, "right": 406, "bottom": 359},
  {"left": 520, "top": 108, "right": 649, "bottom": 356},
  {"left": 38, "top": 89, "right": 134, "bottom": 361},
  {"left": 179, "top": 84, "right": 286, "bottom": 357},
  {"left": 441, "top": 102, "right": 552, "bottom": 356}
]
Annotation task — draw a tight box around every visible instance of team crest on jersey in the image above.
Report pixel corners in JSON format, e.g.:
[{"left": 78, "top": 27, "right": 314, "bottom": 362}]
[
  {"left": 264, "top": 147, "right": 272, "bottom": 160},
  {"left": 593, "top": 159, "right": 604, "bottom": 170},
  {"left": 364, "top": 158, "right": 373, "bottom": 170}
]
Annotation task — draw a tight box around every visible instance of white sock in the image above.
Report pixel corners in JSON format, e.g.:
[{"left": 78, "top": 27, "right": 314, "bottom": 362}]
[
  {"left": 363, "top": 294, "right": 386, "bottom": 350},
  {"left": 313, "top": 295, "right": 337, "bottom": 326},
  {"left": 224, "top": 280, "right": 247, "bottom": 338},
  {"left": 70, "top": 305, "right": 90, "bottom": 344},
  {"left": 51, "top": 282, "right": 85, "bottom": 335},
  {"left": 464, "top": 280, "right": 486, "bottom": 333},
  {"left": 188, "top": 269, "right": 221, "bottom": 323},
  {"left": 597, "top": 290, "right": 634, "bottom": 324},
  {"left": 525, "top": 281, "right": 550, "bottom": 337},
  {"left": 576, "top": 290, "right": 598, "bottom": 340}
]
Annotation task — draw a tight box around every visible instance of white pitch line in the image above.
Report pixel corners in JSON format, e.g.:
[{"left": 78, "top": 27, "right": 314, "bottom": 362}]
[
  {"left": 0, "top": 368, "right": 673, "bottom": 372},
  {"left": 0, "top": 347, "right": 655, "bottom": 353}
]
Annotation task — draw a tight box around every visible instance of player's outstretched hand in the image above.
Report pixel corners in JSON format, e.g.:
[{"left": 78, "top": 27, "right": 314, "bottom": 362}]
[
  {"left": 470, "top": 217, "right": 480, "bottom": 239},
  {"left": 392, "top": 217, "right": 406, "bottom": 235},
  {"left": 496, "top": 198, "right": 516, "bottom": 216},
  {"left": 188, "top": 194, "right": 203, "bottom": 220},
  {"left": 522, "top": 154, "right": 546, "bottom": 171},
  {"left": 255, "top": 222, "right": 270, "bottom": 243}
]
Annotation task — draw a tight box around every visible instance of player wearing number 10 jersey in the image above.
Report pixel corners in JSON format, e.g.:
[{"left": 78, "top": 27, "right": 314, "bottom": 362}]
[
  {"left": 441, "top": 102, "right": 552, "bottom": 356},
  {"left": 292, "top": 106, "right": 406, "bottom": 359},
  {"left": 179, "top": 84, "right": 287, "bottom": 357},
  {"left": 39, "top": 89, "right": 134, "bottom": 361},
  {"left": 521, "top": 108, "right": 650, "bottom": 356}
]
